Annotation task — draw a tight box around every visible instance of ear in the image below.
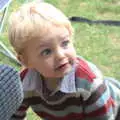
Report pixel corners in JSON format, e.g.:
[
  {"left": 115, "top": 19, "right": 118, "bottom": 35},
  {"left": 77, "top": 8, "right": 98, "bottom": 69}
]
[
  {"left": 17, "top": 54, "right": 27, "bottom": 67},
  {"left": 17, "top": 54, "right": 33, "bottom": 68}
]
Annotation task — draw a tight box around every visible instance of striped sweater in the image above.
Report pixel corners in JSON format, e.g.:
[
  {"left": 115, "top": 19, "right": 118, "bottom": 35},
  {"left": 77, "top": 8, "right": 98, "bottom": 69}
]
[{"left": 10, "top": 57, "right": 120, "bottom": 120}]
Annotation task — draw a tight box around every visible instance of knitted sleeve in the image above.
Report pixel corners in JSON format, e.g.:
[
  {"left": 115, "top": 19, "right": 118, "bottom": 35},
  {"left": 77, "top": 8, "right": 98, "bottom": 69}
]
[
  {"left": 10, "top": 68, "right": 29, "bottom": 120},
  {"left": 75, "top": 57, "right": 117, "bottom": 119},
  {"left": 82, "top": 82, "right": 115, "bottom": 120},
  {"left": 0, "top": 65, "right": 23, "bottom": 120}
]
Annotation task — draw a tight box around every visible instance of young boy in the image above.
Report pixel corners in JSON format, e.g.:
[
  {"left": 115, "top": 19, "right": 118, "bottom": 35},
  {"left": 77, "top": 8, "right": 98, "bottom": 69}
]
[{"left": 8, "top": 1, "right": 120, "bottom": 120}]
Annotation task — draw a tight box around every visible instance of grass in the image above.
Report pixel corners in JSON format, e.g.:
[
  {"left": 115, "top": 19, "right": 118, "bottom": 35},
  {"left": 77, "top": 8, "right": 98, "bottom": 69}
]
[{"left": 0, "top": 0, "right": 120, "bottom": 119}]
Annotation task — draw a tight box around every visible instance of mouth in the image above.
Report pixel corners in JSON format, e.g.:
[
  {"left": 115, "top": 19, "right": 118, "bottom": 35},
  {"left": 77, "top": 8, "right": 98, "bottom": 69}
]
[{"left": 55, "top": 62, "right": 70, "bottom": 71}]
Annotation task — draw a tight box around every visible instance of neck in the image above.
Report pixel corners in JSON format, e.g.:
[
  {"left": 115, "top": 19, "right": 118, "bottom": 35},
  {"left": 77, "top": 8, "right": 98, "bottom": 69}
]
[{"left": 42, "top": 76, "right": 62, "bottom": 90}]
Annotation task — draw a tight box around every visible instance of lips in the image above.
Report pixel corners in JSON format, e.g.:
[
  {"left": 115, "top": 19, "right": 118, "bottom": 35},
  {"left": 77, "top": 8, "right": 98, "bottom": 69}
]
[{"left": 55, "top": 62, "right": 69, "bottom": 71}]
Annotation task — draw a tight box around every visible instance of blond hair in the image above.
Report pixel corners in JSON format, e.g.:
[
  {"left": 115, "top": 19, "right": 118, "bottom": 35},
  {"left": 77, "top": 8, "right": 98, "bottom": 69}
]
[{"left": 8, "top": 2, "right": 73, "bottom": 54}]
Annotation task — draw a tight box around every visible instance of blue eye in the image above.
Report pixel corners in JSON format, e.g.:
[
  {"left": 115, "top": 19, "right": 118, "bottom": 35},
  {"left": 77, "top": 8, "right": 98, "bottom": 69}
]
[
  {"left": 62, "top": 40, "right": 70, "bottom": 47},
  {"left": 41, "top": 49, "right": 52, "bottom": 56},
  {"left": 62, "top": 40, "right": 70, "bottom": 48}
]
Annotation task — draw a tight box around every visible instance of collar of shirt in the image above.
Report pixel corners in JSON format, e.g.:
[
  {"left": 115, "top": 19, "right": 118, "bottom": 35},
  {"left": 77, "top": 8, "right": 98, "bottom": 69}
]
[
  {"left": 22, "top": 64, "right": 77, "bottom": 95},
  {"left": 59, "top": 65, "right": 76, "bottom": 93}
]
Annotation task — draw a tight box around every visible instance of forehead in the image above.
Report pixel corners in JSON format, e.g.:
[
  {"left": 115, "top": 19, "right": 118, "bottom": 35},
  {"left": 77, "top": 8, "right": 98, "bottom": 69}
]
[
  {"left": 23, "top": 26, "right": 71, "bottom": 56},
  {"left": 24, "top": 25, "right": 71, "bottom": 52},
  {"left": 40, "top": 26, "right": 70, "bottom": 42}
]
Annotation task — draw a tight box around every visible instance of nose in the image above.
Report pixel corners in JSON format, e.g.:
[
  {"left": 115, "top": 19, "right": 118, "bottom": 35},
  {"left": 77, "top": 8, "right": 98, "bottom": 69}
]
[{"left": 55, "top": 47, "right": 65, "bottom": 61}]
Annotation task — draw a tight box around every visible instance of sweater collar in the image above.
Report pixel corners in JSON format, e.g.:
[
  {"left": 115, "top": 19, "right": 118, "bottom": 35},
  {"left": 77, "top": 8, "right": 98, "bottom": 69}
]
[{"left": 22, "top": 65, "right": 76, "bottom": 94}]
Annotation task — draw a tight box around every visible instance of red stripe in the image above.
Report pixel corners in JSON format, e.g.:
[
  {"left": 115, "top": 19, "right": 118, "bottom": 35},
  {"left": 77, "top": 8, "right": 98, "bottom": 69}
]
[
  {"left": 36, "top": 112, "right": 84, "bottom": 120},
  {"left": 75, "top": 58, "right": 96, "bottom": 82},
  {"left": 86, "top": 97, "right": 115, "bottom": 117},
  {"left": 20, "top": 68, "right": 28, "bottom": 81}
]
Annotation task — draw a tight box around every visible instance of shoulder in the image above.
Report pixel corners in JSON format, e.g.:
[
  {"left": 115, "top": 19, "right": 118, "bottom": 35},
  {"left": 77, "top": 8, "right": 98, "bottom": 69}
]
[
  {"left": 75, "top": 57, "right": 103, "bottom": 81},
  {"left": 75, "top": 57, "right": 96, "bottom": 82},
  {"left": 75, "top": 56, "right": 104, "bottom": 100},
  {"left": 20, "top": 68, "right": 43, "bottom": 93}
]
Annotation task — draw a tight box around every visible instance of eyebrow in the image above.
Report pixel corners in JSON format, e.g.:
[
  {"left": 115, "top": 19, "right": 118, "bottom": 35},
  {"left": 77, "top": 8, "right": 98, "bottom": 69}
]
[
  {"left": 36, "top": 42, "right": 51, "bottom": 50},
  {"left": 59, "top": 34, "right": 70, "bottom": 39},
  {"left": 36, "top": 34, "right": 70, "bottom": 50}
]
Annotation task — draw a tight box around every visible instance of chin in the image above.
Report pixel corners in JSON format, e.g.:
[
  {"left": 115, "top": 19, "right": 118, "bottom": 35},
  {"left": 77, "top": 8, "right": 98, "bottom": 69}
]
[{"left": 60, "top": 66, "right": 72, "bottom": 77}]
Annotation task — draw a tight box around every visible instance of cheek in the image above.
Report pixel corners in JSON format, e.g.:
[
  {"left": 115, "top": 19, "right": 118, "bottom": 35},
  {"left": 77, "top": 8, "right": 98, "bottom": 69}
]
[
  {"left": 44, "top": 58, "right": 54, "bottom": 68},
  {"left": 36, "top": 63, "right": 55, "bottom": 77},
  {"left": 37, "top": 58, "right": 54, "bottom": 70},
  {"left": 68, "top": 46, "right": 76, "bottom": 57}
]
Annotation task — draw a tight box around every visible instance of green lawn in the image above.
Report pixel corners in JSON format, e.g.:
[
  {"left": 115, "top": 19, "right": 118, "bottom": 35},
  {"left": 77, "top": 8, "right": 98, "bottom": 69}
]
[{"left": 0, "top": 0, "right": 120, "bottom": 119}]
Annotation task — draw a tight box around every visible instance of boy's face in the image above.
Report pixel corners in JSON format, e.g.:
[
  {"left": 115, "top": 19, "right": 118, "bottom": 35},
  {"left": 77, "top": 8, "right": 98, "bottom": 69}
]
[{"left": 22, "top": 26, "right": 76, "bottom": 79}]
